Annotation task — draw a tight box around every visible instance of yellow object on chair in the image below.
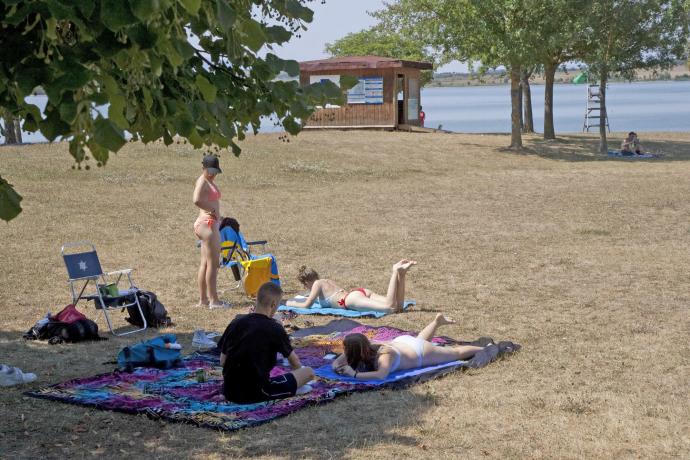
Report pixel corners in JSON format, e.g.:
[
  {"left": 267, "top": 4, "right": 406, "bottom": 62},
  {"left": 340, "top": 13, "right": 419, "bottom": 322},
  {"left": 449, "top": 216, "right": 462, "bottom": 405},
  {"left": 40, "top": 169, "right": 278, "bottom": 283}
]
[{"left": 240, "top": 257, "right": 274, "bottom": 297}]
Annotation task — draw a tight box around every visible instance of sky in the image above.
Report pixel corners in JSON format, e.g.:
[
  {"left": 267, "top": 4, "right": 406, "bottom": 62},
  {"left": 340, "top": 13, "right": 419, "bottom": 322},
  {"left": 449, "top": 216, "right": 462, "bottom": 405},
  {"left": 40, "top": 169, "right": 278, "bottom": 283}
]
[{"left": 273, "top": 0, "right": 468, "bottom": 73}]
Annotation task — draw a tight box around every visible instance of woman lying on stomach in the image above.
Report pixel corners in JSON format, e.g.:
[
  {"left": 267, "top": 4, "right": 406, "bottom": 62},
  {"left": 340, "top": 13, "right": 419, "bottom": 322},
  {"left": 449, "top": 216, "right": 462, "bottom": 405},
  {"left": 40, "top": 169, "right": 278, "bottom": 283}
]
[
  {"left": 332, "top": 314, "right": 505, "bottom": 380},
  {"left": 285, "top": 259, "right": 416, "bottom": 313}
]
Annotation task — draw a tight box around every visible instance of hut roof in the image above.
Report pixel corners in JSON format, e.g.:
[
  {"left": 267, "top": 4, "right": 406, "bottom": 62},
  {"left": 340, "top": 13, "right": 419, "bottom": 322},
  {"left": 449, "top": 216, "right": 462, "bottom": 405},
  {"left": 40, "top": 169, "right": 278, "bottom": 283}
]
[{"left": 299, "top": 55, "right": 433, "bottom": 72}]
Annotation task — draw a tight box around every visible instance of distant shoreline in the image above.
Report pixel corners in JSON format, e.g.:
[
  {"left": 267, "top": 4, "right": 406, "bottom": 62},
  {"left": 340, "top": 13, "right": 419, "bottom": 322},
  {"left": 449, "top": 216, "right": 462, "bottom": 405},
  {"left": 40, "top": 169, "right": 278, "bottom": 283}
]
[{"left": 428, "top": 64, "right": 690, "bottom": 88}]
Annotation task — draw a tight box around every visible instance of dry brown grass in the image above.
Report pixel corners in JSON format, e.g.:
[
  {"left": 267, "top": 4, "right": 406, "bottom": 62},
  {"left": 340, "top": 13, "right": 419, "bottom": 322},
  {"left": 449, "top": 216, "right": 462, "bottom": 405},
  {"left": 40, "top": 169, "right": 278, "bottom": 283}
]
[{"left": 1, "top": 131, "right": 689, "bottom": 459}]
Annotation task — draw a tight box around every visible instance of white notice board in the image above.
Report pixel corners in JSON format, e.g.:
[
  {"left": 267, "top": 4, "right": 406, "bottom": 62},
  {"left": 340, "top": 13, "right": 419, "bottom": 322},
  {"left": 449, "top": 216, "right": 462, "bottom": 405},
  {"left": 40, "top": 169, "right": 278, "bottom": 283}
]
[{"left": 347, "top": 77, "right": 383, "bottom": 105}]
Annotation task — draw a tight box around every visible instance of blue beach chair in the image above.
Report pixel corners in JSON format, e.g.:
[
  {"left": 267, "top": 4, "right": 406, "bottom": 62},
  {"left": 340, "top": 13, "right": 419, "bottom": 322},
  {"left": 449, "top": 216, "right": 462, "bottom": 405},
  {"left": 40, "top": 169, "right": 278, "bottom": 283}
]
[
  {"left": 61, "top": 241, "right": 147, "bottom": 336},
  {"left": 219, "top": 218, "right": 280, "bottom": 296}
]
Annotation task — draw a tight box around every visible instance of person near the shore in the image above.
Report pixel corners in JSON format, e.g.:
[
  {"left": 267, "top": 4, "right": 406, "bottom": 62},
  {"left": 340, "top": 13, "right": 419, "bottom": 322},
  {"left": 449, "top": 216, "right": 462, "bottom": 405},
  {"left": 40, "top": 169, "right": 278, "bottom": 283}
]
[
  {"left": 621, "top": 132, "right": 643, "bottom": 155},
  {"left": 219, "top": 282, "right": 314, "bottom": 403},
  {"left": 331, "top": 314, "right": 509, "bottom": 380},
  {"left": 285, "top": 260, "right": 416, "bottom": 313},
  {"left": 193, "top": 154, "right": 229, "bottom": 308},
  {"left": 419, "top": 106, "right": 426, "bottom": 127}
]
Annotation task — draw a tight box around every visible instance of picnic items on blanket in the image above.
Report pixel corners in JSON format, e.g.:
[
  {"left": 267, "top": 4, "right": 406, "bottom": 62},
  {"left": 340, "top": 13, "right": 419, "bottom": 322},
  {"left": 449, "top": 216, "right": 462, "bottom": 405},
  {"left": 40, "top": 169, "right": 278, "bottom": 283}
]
[
  {"left": 26, "top": 323, "right": 519, "bottom": 431},
  {"left": 278, "top": 297, "right": 415, "bottom": 318},
  {"left": 0, "top": 364, "right": 37, "bottom": 387},
  {"left": 117, "top": 334, "right": 182, "bottom": 372}
]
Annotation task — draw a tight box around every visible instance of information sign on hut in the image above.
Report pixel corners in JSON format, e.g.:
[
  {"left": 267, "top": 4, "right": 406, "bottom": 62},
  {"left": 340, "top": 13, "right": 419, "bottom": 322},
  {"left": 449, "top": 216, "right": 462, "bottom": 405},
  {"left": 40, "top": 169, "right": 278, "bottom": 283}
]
[{"left": 299, "top": 56, "right": 433, "bottom": 130}]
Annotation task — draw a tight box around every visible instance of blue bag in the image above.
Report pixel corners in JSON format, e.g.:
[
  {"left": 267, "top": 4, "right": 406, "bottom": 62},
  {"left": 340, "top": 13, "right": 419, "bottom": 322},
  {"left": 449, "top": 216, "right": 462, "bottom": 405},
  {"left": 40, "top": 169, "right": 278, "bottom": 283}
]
[{"left": 117, "top": 334, "right": 181, "bottom": 372}]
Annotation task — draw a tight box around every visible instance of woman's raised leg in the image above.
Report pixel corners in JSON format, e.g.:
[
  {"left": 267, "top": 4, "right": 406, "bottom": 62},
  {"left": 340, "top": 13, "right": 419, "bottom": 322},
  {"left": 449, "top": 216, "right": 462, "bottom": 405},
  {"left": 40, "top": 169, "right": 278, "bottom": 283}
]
[
  {"left": 394, "top": 259, "right": 416, "bottom": 309},
  {"left": 417, "top": 314, "right": 455, "bottom": 342}
]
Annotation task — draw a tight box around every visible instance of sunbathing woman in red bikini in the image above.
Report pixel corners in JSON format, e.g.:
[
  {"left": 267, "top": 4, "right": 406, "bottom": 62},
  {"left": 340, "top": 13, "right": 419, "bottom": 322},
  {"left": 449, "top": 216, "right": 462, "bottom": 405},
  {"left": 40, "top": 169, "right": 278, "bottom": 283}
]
[
  {"left": 193, "top": 155, "right": 229, "bottom": 309},
  {"left": 285, "top": 260, "right": 416, "bottom": 313}
]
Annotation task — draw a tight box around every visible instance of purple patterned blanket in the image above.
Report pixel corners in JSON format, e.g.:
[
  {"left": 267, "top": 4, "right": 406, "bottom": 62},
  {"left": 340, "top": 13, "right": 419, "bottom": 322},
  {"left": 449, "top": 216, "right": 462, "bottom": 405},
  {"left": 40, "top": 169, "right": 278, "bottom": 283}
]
[{"left": 26, "top": 325, "right": 458, "bottom": 431}]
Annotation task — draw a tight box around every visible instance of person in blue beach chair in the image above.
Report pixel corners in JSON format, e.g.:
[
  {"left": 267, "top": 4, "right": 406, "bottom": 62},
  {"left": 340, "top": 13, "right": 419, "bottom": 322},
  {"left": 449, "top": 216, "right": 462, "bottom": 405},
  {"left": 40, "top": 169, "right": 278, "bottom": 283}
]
[
  {"left": 285, "top": 260, "right": 417, "bottom": 313},
  {"left": 332, "top": 314, "right": 517, "bottom": 380},
  {"left": 219, "top": 282, "right": 314, "bottom": 403}
]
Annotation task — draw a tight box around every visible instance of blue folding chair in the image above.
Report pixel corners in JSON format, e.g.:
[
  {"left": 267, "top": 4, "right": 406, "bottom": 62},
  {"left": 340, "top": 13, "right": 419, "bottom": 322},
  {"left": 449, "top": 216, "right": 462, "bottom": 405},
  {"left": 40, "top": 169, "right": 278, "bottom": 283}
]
[
  {"left": 219, "top": 219, "right": 280, "bottom": 295},
  {"left": 61, "top": 241, "right": 147, "bottom": 336}
]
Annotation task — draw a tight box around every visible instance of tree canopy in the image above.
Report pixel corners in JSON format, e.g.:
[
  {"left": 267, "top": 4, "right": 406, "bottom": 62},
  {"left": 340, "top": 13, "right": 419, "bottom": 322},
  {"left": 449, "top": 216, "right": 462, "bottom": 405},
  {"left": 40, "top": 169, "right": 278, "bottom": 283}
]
[
  {"left": 324, "top": 25, "right": 436, "bottom": 85},
  {"left": 0, "top": 0, "right": 345, "bottom": 221}
]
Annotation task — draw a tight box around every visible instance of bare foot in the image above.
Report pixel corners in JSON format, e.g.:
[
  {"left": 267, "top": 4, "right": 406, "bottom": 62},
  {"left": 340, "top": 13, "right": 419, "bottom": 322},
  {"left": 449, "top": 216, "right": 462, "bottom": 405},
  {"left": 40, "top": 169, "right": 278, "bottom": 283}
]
[
  {"left": 435, "top": 314, "right": 456, "bottom": 326},
  {"left": 400, "top": 260, "right": 417, "bottom": 271},
  {"left": 196, "top": 300, "right": 209, "bottom": 308}
]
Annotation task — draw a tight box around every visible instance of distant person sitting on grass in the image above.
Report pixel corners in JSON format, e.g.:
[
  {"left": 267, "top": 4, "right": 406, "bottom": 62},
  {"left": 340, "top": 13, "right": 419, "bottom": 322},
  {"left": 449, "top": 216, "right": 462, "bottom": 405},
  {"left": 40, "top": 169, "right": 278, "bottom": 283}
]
[
  {"left": 285, "top": 260, "right": 417, "bottom": 313},
  {"left": 621, "top": 132, "right": 643, "bottom": 155},
  {"left": 331, "top": 314, "right": 513, "bottom": 380},
  {"left": 219, "top": 282, "right": 314, "bottom": 403}
]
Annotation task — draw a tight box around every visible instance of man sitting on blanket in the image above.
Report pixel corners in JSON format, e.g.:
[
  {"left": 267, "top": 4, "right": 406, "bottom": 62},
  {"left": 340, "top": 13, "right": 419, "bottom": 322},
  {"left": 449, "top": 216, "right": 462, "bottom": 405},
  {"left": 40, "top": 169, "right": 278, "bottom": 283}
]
[{"left": 219, "top": 282, "right": 314, "bottom": 403}]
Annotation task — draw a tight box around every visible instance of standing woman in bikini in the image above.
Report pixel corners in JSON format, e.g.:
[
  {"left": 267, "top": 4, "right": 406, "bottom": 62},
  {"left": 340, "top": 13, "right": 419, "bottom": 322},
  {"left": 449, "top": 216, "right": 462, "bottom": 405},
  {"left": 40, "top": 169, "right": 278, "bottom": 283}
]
[
  {"left": 286, "top": 260, "right": 416, "bottom": 313},
  {"left": 193, "top": 155, "right": 229, "bottom": 308}
]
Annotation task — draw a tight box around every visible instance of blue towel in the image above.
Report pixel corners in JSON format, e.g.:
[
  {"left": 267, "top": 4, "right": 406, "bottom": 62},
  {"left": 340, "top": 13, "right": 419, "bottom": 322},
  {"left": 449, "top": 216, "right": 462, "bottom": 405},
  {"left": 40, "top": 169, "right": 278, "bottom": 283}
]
[
  {"left": 608, "top": 150, "right": 655, "bottom": 159},
  {"left": 278, "top": 298, "right": 415, "bottom": 318},
  {"left": 314, "top": 359, "right": 467, "bottom": 386}
]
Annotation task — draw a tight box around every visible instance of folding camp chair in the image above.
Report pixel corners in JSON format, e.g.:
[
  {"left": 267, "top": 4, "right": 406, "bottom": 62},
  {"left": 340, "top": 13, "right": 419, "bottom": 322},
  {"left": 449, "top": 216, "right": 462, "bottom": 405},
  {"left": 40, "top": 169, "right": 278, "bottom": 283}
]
[
  {"left": 61, "top": 241, "right": 147, "bottom": 336},
  {"left": 219, "top": 219, "right": 280, "bottom": 297}
]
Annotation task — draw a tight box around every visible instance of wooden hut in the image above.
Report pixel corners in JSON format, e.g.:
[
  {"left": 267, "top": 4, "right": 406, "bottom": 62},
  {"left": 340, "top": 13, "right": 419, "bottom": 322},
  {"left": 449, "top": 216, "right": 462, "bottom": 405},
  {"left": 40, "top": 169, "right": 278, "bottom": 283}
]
[{"left": 299, "top": 56, "right": 433, "bottom": 130}]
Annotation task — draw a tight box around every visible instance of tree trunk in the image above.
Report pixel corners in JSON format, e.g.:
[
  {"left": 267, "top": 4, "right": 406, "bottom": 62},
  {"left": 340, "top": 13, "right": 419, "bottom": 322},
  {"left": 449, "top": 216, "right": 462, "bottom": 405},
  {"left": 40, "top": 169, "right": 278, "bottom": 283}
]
[
  {"left": 14, "top": 117, "right": 22, "bottom": 143},
  {"left": 543, "top": 62, "right": 557, "bottom": 139},
  {"left": 598, "top": 70, "right": 608, "bottom": 154},
  {"left": 521, "top": 70, "right": 534, "bottom": 133},
  {"left": 518, "top": 77, "right": 523, "bottom": 131},
  {"left": 509, "top": 65, "right": 523, "bottom": 149},
  {"left": 2, "top": 114, "right": 20, "bottom": 145}
]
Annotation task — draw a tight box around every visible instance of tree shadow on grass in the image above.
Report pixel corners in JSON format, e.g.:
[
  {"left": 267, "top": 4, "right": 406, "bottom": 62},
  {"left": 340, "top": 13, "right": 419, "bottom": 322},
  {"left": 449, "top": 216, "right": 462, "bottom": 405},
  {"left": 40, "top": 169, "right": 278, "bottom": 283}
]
[
  {"left": 522, "top": 135, "right": 690, "bottom": 162},
  {"left": 0, "top": 328, "right": 440, "bottom": 459}
]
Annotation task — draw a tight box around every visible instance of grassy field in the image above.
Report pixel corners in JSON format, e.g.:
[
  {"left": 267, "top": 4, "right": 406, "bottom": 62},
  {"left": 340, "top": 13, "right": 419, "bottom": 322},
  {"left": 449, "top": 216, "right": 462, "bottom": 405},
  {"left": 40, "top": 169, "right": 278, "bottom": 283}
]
[{"left": 1, "top": 131, "right": 689, "bottom": 459}]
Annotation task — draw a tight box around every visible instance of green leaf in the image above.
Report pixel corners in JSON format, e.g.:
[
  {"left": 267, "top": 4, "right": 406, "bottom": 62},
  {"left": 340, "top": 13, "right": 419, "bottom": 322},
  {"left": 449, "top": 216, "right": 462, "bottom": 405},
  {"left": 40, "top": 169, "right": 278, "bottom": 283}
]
[
  {"left": 264, "top": 25, "right": 292, "bottom": 45},
  {"left": 108, "top": 94, "right": 128, "bottom": 128},
  {"left": 239, "top": 19, "right": 266, "bottom": 51},
  {"left": 87, "top": 139, "right": 110, "bottom": 164},
  {"left": 180, "top": 0, "right": 201, "bottom": 15},
  {"left": 45, "top": 18, "right": 58, "bottom": 40},
  {"left": 93, "top": 117, "right": 126, "bottom": 152},
  {"left": 0, "top": 176, "right": 23, "bottom": 222},
  {"left": 284, "top": 60, "right": 300, "bottom": 77},
  {"left": 216, "top": 0, "right": 236, "bottom": 30},
  {"left": 187, "top": 128, "right": 203, "bottom": 149},
  {"left": 39, "top": 107, "right": 71, "bottom": 141},
  {"left": 129, "top": 0, "right": 160, "bottom": 21},
  {"left": 285, "top": 0, "right": 313, "bottom": 22},
  {"left": 58, "top": 100, "right": 78, "bottom": 124},
  {"left": 195, "top": 74, "right": 217, "bottom": 102},
  {"left": 45, "top": 65, "right": 92, "bottom": 102},
  {"left": 100, "top": 0, "right": 138, "bottom": 31}
]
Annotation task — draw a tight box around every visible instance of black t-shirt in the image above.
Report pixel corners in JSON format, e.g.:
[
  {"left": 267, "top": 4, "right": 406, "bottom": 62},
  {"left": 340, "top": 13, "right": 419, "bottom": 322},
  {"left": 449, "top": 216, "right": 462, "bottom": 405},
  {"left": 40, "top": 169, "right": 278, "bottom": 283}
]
[{"left": 219, "top": 313, "right": 293, "bottom": 400}]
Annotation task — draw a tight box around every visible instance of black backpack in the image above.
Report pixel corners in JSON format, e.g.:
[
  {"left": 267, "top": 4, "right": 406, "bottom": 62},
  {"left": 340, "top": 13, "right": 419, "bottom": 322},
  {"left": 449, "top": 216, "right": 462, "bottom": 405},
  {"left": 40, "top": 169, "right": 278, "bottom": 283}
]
[{"left": 125, "top": 290, "right": 172, "bottom": 328}]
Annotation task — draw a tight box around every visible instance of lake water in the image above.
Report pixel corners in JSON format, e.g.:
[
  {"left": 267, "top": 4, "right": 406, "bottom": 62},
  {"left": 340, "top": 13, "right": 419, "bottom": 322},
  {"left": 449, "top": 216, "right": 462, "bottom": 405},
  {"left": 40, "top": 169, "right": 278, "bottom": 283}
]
[
  {"left": 422, "top": 80, "right": 690, "bottom": 133},
  {"left": 2, "top": 80, "right": 688, "bottom": 144}
]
